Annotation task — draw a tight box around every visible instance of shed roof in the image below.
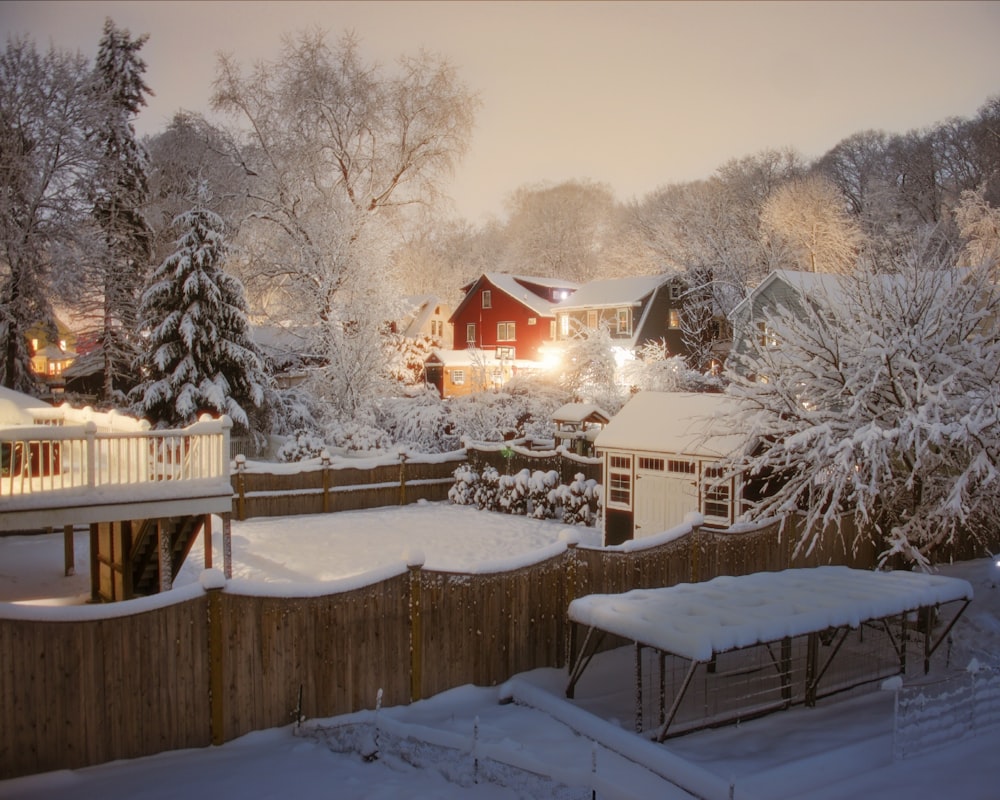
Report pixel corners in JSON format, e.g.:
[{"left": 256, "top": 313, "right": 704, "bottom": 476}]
[
  {"left": 568, "top": 566, "right": 974, "bottom": 662},
  {"left": 552, "top": 402, "right": 611, "bottom": 425},
  {"left": 594, "top": 391, "right": 742, "bottom": 457}
]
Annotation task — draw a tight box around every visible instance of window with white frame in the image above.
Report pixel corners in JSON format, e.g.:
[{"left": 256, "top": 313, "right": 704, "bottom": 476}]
[
  {"left": 587, "top": 309, "right": 598, "bottom": 329},
  {"left": 497, "top": 322, "right": 515, "bottom": 341},
  {"left": 482, "top": 290, "right": 491, "bottom": 309},
  {"left": 452, "top": 369, "right": 465, "bottom": 385},
  {"left": 608, "top": 454, "right": 632, "bottom": 508},
  {"left": 616, "top": 308, "right": 631, "bottom": 335},
  {"left": 702, "top": 465, "right": 730, "bottom": 520},
  {"left": 466, "top": 323, "right": 476, "bottom": 344},
  {"left": 670, "top": 284, "right": 683, "bottom": 300},
  {"left": 496, "top": 346, "right": 515, "bottom": 360},
  {"left": 756, "top": 320, "right": 778, "bottom": 348},
  {"left": 559, "top": 314, "right": 569, "bottom": 337}
]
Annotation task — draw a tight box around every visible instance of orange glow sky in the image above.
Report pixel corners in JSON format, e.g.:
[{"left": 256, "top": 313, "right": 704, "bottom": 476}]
[{"left": 4, "top": 1, "right": 999, "bottom": 221}]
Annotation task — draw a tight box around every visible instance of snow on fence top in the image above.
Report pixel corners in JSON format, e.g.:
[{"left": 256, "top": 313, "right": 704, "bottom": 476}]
[{"left": 568, "top": 566, "right": 974, "bottom": 662}]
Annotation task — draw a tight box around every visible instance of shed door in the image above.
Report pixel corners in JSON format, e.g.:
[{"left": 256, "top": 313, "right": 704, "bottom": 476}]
[{"left": 634, "top": 457, "right": 697, "bottom": 538}]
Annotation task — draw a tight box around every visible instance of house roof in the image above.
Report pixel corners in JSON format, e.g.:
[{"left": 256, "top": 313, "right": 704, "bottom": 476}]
[
  {"left": 551, "top": 274, "right": 676, "bottom": 312},
  {"left": 400, "top": 295, "right": 447, "bottom": 339},
  {"left": 594, "top": 391, "right": 743, "bottom": 457},
  {"left": 452, "top": 273, "right": 580, "bottom": 321}
]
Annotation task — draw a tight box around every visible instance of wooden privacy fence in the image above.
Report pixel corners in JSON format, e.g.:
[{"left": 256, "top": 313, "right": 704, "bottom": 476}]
[
  {"left": 230, "top": 451, "right": 466, "bottom": 519},
  {"left": 464, "top": 440, "right": 602, "bottom": 485},
  {"left": 1, "top": 515, "right": 879, "bottom": 780}
]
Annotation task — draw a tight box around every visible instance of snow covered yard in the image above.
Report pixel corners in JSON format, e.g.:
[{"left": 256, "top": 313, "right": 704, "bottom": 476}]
[{"left": 1, "top": 505, "right": 999, "bottom": 798}]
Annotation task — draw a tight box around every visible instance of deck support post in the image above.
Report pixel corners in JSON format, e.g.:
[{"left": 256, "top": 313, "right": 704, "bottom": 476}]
[
  {"left": 157, "top": 519, "right": 173, "bottom": 592},
  {"left": 203, "top": 514, "right": 213, "bottom": 569},
  {"left": 63, "top": 524, "right": 75, "bottom": 576}
]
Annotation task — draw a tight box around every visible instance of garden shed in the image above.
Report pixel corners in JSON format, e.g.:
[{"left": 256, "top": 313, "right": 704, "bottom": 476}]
[
  {"left": 594, "top": 391, "right": 743, "bottom": 545},
  {"left": 566, "top": 566, "right": 973, "bottom": 740}
]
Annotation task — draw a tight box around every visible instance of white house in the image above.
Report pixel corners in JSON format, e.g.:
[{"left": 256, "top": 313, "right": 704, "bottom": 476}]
[{"left": 594, "top": 391, "right": 745, "bottom": 545}]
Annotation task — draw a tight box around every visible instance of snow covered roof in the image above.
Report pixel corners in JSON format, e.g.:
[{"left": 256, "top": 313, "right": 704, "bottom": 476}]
[
  {"left": 568, "top": 566, "right": 974, "bottom": 662},
  {"left": 458, "top": 273, "right": 580, "bottom": 318},
  {"left": 400, "top": 295, "right": 448, "bottom": 338},
  {"left": 552, "top": 402, "right": 611, "bottom": 425},
  {"left": 551, "top": 274, "right": 675, "bottom": 311},
  {"left": 0, "top": 387, "right": 50, "bottom": 426},
  {"left": 427, "top": 348, "right": 541, "bottom": 369},
  {"left": 594, "top": 391, "right": 743, "bottom": 457}
]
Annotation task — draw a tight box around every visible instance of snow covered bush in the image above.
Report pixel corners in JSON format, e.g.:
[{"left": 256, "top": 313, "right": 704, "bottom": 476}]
[
  {"left": 528, "top": 469, "right": 560, "bottom": 519},
  {"left": 473, "top": 465, "right": 501, "bottom": 511},
  {"left": 448, "top": 464, "right": 479, "bottom": 506},
  {"left": 325, "top": 418, "right": 394, "bottom": 453},
  {"left": 554, "top": 473, "right": 603, "bottom": 526},
  {"left": 277, "top": 428, "right": 327, "bottom": 463},
  {"left": 497, "top": 469, "right": 530, "bottom": 515},
  {"left": 378, "top": 389, "right": 459, "bottom": 453}
]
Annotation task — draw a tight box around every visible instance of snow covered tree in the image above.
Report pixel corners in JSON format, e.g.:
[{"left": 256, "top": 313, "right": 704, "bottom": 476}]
[
  {"left": 723, "top": 237, "right": 1000, "bottom": 568},
  {"left": 0, "top": 38, "right": 95, "bottom": 391},
  {"left": 132, "top": 200, "right": 266, "bottom": 433},
  {"left": 211, "top": 30, "right": 477, "bottom": 423},
  {"left": 85, "top": 18, "right": 154, "bottom": 402},
  {"left": 558, "top": 325, "right": 625, "bottom": 412}
]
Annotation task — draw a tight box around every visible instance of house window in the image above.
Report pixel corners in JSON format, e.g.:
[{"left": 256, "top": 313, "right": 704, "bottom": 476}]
[
  {"left": 670, "top": 284, "right": 683, "bottom": 301},
  {"left": 757, "top": 321, "right": 778, "bottom": 348},
  {"left": 528, "top": 317, "right": 537, "bottom": 326},
  {"left": 616, "top": 308, "right": 631, "bottom": 335},
  {"left": 703, "top": 466, "right": 730, "bottom": 520},
  {"left": 669, "top": 310, "right": 681, "bottom": 329},
  {"left": 638, "top": 457, "right": 664, "bottom": 472},
  {"left": 559, "top": 314, "right": 570, "bottom": 337},
  {"left": 608, "top": 454, "right": 632, "bottom": 508},
  {"left": 496, "top": 346, "right": 515, "bottom": 360},
  {"left": 497, "top": 322, "right": 515, "bottom": 341},
  {"left": 467, "top": 323, "right": 476, "bottom": 344},
  {"left": 587, "top": 309, "right": 598, "bottom": 329},
  {"left": 452, "top": 369, "right": 465, "bottom": 386},
  {"left": 482, "top": 290, "right": 492, "bottom": 309}
]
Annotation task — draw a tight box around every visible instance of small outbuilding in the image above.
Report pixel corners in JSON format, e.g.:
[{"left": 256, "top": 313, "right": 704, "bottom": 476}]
[
  {"left": 594, "top": 391, "right": 744, "bottom": 545},
  {"left": 566, "top": 566, "right": 973, "bottom": 740},
  {"left": 551, "top": 402, "right": 611, "bottom": 456}
]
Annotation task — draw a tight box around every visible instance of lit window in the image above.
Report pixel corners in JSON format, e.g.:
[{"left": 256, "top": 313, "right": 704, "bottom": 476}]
[
  {"left": 559, "top": 314, "right": 569, "bottom": 337},
  {"left": 587, "top": 309, "right": 598, "bottom": 329},
  {"left": 757, "top": 321, "right": 778, "bottom": 348},
  {"left": 482, "top": 290, "right": 492, "bottom": 309},
  {"left": 669, "top": 310, "right": 680, "bottom": 329},
  {"left": 497, "top": 322, "right": 515, "bottom": 341},
  {"left": 616, "top": 308, "right": 631, "bottom": 335}
]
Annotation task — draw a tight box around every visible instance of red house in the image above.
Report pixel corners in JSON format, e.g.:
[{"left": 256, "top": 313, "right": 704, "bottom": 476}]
[{"left": 449, "top": 273, "right": 579, "bottom": 362}]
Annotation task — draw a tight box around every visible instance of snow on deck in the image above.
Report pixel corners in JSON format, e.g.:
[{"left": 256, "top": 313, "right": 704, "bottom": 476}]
[{"left": 568, "top": 566, "right": 974, "bottom": 662}]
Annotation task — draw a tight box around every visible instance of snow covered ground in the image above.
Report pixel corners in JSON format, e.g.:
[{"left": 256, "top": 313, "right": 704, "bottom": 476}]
[{"left": 1, "top": 503, "right": 998, "bottom": 799}]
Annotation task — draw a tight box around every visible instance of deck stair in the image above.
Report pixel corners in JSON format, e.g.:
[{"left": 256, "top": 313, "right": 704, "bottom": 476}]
[{"left": 129, "top": 516, "right": 205, "bottom": 597}]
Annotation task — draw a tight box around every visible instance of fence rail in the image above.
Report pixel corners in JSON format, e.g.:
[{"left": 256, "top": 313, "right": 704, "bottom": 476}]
[{"left": 2, "top": 514, "right": 884, "bottom": 780}]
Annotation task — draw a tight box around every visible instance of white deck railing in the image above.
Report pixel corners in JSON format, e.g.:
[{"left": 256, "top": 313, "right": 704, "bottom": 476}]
[{"left": 0, "top": 414, "right": 232, "bottom": 498}]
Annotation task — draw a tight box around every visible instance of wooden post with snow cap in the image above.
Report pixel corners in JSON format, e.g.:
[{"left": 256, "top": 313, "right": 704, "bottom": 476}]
[
  {"left": 687, "top": 512, "right": 704, "bottom": 583},
  {"left": 203, "top": 567, "right": 227, "bottom": 746},
  {"left": 398, "top": 448, "right": 407, "bottom": 506},
  {"left": 407, "top": 549, "right": 425, "bottom": 702},
  {"left": 321, "top": 450, "right": 331, "bottom": 513}
]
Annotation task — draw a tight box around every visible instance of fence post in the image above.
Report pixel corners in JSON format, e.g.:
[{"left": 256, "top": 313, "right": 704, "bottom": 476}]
[
  {"left": 234, "top": 454, "right": 246, "bottom": 520},
  {"left": 399, "top": 448, "right": 407, "bottom": 506},
  {"left": 206, "top": 582, "right": 226, "bottom": 746},
  {"left": 321, "top": 450, "right": 331, "bottom": 513},
  {"left": 222, "top": 512, "right": 233, "bottom": 579},
  {"left": 408, "top": 550, "right": 425, "bottom": 702},
  {"left": 689, "top": 521, "right": 702, "bottom": 583}
]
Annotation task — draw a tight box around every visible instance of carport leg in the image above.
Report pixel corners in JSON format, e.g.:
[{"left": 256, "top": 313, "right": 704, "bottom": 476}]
[{"left": 655, "top": 660, "right": 699, "bottom": 742}]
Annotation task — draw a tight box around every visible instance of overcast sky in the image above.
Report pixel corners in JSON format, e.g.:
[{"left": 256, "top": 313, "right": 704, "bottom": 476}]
[{"left": 4, "top": 1, "right": 999, "bottom": 221}]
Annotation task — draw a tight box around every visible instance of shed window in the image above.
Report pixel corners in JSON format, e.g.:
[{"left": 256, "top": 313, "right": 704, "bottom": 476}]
[
  {"left": 608, "top": 455, "right": 632, "bottom": 508},
  {"left": 667, "top": 459, "right": 695, "bottom": 475},
  {"left": 703, "top": 466, "right": 730, "bottom": 520},
  {"left": 638, "top": 457, "right": 665, "bottom": 472}
]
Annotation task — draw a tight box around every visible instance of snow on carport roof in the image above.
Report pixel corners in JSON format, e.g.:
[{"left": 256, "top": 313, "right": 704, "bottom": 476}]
[
  {"left": 593, "top": 391, "right": 743, "bottom": 457},
  {"left": 568, "top": 566, "right": 973, "bottom": 663}
]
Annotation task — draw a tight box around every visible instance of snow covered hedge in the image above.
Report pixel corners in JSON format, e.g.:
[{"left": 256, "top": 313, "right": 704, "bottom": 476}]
[{"left": 449, "top": 466, "right": 602, "bottom": 527}]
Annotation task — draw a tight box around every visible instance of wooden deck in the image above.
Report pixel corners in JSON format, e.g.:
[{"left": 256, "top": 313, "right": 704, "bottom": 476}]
[{"left": 1, "top": 407, "right": 234, "bottom": 600}]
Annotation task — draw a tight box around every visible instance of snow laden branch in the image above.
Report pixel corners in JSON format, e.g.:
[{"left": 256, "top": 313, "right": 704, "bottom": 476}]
[{"left": 722, "top": 241, "right": 1000, "bottom": 568}]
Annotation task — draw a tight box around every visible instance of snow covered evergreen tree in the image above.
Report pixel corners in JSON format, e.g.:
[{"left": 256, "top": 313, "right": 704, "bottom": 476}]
[
  {"left": 723, "top": 236, "right": 1000, "bottom": 568},
  {"left": 86, "top": 18, "right": 154, "bottom": 402},
  {"left": 132, "top": 199, "right": 265, "bottom": 433}
]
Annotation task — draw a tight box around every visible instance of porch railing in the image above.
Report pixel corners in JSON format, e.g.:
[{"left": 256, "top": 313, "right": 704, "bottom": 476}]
[{"left": 0, "top": 414, "right": 232, "bottom": 498}]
